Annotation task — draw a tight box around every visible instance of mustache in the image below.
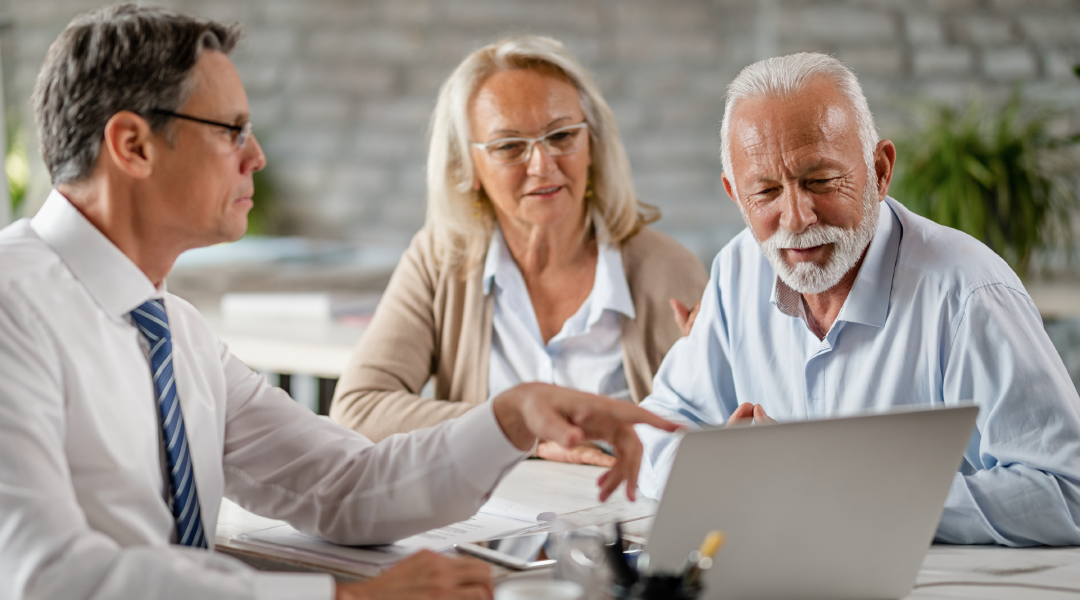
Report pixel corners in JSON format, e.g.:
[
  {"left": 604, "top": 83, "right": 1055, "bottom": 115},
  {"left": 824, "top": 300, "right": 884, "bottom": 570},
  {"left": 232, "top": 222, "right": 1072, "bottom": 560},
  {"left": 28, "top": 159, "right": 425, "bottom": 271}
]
[{"left": 761, "top": 224, "right": 849, "bottom": 251}]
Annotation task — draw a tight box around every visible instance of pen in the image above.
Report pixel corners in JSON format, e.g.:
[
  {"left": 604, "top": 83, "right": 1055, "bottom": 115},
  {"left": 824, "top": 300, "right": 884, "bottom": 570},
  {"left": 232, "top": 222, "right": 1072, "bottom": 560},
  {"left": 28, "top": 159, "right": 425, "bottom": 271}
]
[
  {"left": 608, "top": 521, "right": 638, "bottom": 586},
  {"left": 682, "top": 530, "right": 724, "bottom": 589}
]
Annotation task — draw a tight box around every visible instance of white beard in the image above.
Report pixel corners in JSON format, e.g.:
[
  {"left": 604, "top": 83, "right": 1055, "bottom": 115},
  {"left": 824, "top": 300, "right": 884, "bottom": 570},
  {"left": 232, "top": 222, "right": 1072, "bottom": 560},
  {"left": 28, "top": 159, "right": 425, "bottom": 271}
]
[{"left": 748, "top": 178, "right": 880, "bottom": 295}]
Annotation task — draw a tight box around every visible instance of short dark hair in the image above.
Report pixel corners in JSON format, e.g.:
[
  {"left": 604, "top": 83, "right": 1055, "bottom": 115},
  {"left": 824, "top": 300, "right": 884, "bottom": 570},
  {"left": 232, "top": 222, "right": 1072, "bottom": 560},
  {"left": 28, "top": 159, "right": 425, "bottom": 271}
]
[{"left": 31, "top": 4, "right": 243, "bottom": 184}]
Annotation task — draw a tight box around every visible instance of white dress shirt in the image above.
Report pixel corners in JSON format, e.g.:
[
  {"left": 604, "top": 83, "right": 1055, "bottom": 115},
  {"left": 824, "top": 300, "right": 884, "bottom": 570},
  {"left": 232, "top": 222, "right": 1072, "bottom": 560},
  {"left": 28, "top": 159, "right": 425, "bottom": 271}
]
[
  {"left": 484, "top": 224, "right": 635, "bottom": 401},
  {"left": 637, "top": 198, "right": 1080, "bottom": 546},
  {"left": 0, "top": 190, "right": 528, "bottom": 600}
]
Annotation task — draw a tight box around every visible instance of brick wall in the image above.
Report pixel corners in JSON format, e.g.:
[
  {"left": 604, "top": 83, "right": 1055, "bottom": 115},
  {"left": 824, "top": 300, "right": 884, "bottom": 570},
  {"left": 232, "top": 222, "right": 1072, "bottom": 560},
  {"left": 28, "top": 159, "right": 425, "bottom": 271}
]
[{"left": 6, "top": 0, "right": 1080, "bottom": 266}]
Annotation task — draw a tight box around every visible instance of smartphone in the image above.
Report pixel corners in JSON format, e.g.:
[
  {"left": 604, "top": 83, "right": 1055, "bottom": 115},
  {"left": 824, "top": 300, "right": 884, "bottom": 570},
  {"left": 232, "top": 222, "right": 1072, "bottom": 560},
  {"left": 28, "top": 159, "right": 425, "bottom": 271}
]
[{"left": 455, "top": 532, "right": 557, "bottom": 570}]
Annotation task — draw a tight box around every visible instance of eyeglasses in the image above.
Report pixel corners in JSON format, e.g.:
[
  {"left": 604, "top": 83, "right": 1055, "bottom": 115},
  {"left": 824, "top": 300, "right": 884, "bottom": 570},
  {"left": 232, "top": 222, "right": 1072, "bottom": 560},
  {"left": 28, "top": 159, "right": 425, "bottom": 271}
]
[
  {"left": 471, "top": 122, "right": 589, "bottom": 166},
  {"left": 151, "top": 109, "right": 253, "bottom": 149}
]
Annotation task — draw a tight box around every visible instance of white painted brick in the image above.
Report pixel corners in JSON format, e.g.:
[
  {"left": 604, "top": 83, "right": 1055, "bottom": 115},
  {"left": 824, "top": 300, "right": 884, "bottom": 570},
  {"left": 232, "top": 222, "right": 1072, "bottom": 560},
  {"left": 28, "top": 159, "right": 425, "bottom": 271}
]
[
  {"left": 1044, "top": 49, "right": 1080, "bottom": 79},
  {"left": 237, "top": 29, "right": 299, "bottom": 59},
  {"left": 914, "top": 47, "right": 974, "bottom": 77},
  {"left": 905, "top": 14, "right": 945, "bottom": 45},
  {"left": 776, "top": 8, "right": 897, "bottom": 43},
  {"left": 360, "top": 99, "right": 433, "bottom": 130},
  {"left": 627, "top": 133, "right": 718, "bottom": 165},
  {"left": 286, "top": 64, "right": 396, "bottom": 96},
  {"left": 1018, "top": 15, "right": 1080, "bottom": 44},
  {"left": 264, "top": 129, "right": 341, "bottom": 161},
  {"left": 9, "top": 0, "right": 1080, "bottom": 284},
  {"left": 14, "top": 28, "right": 64, "bottom": 60},
  {"left": 611, "top": 2, "right": 712, "bottom": 30},
  {"left": 441, "top": 0, "right": 601, "bottom": 30},
  {"left": 924, "top": 0, "right": 982, "bottom": 11},
  {"left": 183, "top": 0, "right": 254, "bottom": 23},
  {"left": 352, "top": 130, "right": 427, "bottom": 162},
  {"left": 264, "top": 0, "right": 377, "bottom": 26},
  {"left": 381, "top": 196, "right": 428, "bottom": 228},
  {"left": 983, "top": 47, "right": 1038, "bottom": 80},
  {"left": 955, "top": 16, "right": 1014, "bottom": 45},
  {"left": 288, "top": 95, "right": 353, "bottom": 125},
  {"left": 248, "top": 98, "right": 287, "bottom": 127},
  {"left": 919, "top": 81, "right": 978, "bottom": 107},
  {"left": 331, "top": 165, "right": 391, "bottom": 195},
  {"left": 610, "top": 34, "right": 719, "bottom": 64},
  {"left": 306, "top": 30, "right": 427, "bottom": 63},
  {"left": 381, "top": 0, "right": 435, "bottom": 24},
  {"left": 235, "top": 62, "right": 283, "bottom": 93},
  {"left": 838, "top": 47, "right": 904, "bottom": 77}
]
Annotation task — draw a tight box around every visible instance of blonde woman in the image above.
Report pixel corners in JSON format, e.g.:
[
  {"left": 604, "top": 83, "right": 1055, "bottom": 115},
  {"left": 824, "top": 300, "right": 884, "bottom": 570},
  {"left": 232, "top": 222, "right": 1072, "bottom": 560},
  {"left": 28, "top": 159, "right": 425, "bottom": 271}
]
[{"left": 330, "top": 36, "right": 707, "bottom": 466}]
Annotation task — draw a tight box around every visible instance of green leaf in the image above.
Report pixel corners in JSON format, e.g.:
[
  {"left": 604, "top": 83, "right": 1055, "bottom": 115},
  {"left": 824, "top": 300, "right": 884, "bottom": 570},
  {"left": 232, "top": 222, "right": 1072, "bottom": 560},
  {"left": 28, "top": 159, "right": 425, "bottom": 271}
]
[{"left": 892, "top": 95, "right": 1080, "bottom": 278}]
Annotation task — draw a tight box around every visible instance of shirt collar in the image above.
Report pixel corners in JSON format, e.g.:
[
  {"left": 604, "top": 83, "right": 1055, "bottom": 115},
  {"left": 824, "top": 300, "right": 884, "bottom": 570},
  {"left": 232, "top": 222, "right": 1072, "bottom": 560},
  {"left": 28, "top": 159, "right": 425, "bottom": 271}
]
[
  {"left": 481, "top": 216, "right": 636, "bottom": 322},
  {"left": 30, "top": 189, "right": 159, "bottom": 319},
  {"left": 770, "top": 197, "right": 901, "bottom": 329}
]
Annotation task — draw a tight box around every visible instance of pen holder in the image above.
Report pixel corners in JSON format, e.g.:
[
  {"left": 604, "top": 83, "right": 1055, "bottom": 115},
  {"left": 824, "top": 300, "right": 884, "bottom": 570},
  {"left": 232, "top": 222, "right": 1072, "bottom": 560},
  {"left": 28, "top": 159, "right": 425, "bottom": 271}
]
[
  {"left": 613, "top": 573, "right": 702, "bottom": 600},
  {"left": 605, "top": 523, "right": 712, "bottom": 600}
]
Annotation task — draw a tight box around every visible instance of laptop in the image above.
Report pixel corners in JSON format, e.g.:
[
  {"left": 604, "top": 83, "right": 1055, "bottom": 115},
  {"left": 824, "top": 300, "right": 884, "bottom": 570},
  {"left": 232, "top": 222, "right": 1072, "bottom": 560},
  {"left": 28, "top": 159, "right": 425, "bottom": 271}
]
[{"left": 643, "top": 404, "right": 978, "bottom": 600}]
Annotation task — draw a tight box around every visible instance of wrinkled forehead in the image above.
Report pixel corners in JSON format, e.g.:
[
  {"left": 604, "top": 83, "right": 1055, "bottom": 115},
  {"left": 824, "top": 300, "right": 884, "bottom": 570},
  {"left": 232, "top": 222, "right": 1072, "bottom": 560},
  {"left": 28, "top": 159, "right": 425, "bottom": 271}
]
[{"left": 728, "top": 85, "right": 862, "bottom": 177}]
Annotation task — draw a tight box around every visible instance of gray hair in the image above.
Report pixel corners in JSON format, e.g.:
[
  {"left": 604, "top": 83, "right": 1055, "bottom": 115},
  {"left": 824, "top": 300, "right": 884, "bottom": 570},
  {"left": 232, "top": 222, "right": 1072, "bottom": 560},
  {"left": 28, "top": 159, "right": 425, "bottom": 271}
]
[
  {"left": 426, "top": 35, "right": 657, "bottom": 271},
  {"left": 32, "top": 4, "right": 243, "bottom": 184},
  {"left": 720, "top": 53, "right": 878, "bottom": 199}
]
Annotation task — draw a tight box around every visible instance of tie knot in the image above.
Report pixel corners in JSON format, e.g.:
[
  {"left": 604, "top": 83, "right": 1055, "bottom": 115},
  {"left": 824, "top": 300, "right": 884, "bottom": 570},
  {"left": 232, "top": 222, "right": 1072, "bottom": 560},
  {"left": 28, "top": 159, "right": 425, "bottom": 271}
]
[{"left": 131, "top": 299, "right": 171, "bottom": 342}]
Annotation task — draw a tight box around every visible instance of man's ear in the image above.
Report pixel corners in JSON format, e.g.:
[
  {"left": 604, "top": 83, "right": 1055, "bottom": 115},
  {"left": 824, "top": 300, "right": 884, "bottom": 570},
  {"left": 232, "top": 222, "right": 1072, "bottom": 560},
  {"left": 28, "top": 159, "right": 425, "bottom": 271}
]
[
  {"left": 874, "top": 139, "right": 896, "bottom": 201},
  {"left": 722, "top": 173, "right": 738, "bottom": 204},
  {"left": 101, "top": 111, "right": 158, "bottom": 180}
]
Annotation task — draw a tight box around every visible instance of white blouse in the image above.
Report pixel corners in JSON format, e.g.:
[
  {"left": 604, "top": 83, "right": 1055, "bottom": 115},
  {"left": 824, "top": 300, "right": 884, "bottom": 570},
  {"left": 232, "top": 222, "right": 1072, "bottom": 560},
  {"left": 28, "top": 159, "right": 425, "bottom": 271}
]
[{"left": 484, "top": 222, "right": 635, "bottom": 402}]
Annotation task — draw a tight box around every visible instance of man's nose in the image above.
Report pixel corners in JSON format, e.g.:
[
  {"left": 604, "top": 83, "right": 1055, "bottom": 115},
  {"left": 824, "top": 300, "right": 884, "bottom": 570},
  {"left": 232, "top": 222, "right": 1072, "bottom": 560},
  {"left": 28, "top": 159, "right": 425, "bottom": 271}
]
[
  {"left": 244, "top": 133, "right": 267, "bottom": 174},
  {"left": 525, "top": 141, "right": 557, "bottom": 177},
  {"left": 778, "top": 186, "right": 817, "bottom": 234}
]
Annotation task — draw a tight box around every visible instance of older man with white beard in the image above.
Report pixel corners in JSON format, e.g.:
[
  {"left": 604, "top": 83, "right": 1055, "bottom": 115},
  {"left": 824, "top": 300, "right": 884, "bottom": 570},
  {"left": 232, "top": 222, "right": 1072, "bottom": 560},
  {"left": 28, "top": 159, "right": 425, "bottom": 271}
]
[{"left": 636, "top": 52, "right": 1080, "bottom": 546}]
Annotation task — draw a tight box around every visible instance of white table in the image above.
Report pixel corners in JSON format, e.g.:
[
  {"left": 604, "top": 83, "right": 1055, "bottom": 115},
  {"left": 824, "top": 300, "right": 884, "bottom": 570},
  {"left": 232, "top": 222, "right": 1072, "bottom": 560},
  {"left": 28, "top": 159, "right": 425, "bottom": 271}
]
[{"left": 215, "top": 460, "right": 1080, "bottom": 598}]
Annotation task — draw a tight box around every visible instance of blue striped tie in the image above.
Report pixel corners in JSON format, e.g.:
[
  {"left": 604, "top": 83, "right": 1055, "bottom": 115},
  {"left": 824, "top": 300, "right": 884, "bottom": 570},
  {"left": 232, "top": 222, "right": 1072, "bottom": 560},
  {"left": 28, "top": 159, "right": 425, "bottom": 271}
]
[{"left": 131, "top": 299, "right": 207, "bottom": 549}]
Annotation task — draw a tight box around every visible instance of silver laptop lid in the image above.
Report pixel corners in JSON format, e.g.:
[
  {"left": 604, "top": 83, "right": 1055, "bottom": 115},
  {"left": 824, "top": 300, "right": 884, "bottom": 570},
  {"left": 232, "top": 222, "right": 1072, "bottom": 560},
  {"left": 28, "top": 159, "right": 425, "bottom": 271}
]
[{"left": 644, "top": 405, "right": 978, "bottom": 600}]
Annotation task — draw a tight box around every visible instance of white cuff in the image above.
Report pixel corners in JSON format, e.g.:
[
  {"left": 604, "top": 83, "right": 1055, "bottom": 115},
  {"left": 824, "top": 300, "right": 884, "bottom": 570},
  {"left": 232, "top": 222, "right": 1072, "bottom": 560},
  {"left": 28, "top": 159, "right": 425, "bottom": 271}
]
[
  {"left": 252, "top": 572, "right": 334, "bottom": 600},
  {"left": 447, "top": 402, "right": 529, "bottom": 493}
]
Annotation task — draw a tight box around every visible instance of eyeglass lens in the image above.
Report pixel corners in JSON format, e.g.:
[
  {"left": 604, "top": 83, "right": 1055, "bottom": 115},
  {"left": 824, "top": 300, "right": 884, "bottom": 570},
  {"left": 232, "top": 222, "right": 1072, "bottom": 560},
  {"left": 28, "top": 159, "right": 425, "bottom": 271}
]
[
  {"left": 235, "top": 121, "right": 253, "bottom": 149},
  {"left": 488, "top": 125, "right": 586, "bottom": 165}
]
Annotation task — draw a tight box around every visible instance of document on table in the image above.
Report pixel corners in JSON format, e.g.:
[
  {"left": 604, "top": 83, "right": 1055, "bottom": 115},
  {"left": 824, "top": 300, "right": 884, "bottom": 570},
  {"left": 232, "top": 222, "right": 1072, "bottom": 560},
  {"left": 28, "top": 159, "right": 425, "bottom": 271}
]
[{"left": 232, "top": 496, "right": 554, "bottom": 569}]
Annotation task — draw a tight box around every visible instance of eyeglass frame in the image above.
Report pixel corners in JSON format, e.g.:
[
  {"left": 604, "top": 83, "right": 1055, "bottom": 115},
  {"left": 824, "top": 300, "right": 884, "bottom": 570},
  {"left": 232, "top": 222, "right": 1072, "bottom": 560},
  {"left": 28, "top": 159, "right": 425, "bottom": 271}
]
[
  {"left": 470, "top": 122, "right": 589, "bottom": 166},
  {"left": 150, "top": 109, "right": 253, "bottom": 149}
]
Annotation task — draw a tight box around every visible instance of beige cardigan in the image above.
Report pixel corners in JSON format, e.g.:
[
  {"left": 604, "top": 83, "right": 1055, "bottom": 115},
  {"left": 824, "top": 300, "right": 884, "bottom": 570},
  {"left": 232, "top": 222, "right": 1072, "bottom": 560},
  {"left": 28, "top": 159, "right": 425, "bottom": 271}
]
[{"left": 330, "top": 225, "right": 709, "bottom": 442}]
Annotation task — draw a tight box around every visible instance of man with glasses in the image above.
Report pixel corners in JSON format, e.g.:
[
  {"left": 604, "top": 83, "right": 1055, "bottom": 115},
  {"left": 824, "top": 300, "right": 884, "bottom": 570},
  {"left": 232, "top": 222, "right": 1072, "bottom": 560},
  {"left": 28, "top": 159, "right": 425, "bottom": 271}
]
[{"left": 0, "top": 6, "right": 678, "bottom": 600}]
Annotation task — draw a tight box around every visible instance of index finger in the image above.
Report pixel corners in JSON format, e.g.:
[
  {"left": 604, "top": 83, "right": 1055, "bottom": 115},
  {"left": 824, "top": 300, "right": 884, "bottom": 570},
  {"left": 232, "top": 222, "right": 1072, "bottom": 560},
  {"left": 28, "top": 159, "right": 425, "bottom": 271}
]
[{"left": 610, "top": 402, "right": 681, "bottom": 433}]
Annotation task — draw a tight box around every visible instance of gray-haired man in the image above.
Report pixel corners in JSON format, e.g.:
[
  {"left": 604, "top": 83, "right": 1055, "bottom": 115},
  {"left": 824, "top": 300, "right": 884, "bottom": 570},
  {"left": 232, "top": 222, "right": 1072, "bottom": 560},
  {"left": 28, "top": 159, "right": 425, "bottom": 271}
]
[
  {"left": 637, "top": 53, "right": 1080, "bottom": 546},
  {"left": 0, "top": 6, "right": 677, "bottom": 600}
]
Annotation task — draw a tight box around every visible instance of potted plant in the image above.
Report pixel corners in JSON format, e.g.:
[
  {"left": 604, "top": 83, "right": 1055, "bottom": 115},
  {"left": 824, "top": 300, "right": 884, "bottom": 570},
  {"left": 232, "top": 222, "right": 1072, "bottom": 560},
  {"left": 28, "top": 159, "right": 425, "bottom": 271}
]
[{"left": 891, "top": 93, "right": 1080, "bottom": 277}]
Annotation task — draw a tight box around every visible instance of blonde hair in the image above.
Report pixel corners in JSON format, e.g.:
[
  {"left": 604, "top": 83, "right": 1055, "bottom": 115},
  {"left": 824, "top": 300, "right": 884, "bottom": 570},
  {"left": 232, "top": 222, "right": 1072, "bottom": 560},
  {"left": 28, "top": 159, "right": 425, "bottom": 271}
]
[{"left": 425, "top": 35, "right": 658, "bottom": 271}]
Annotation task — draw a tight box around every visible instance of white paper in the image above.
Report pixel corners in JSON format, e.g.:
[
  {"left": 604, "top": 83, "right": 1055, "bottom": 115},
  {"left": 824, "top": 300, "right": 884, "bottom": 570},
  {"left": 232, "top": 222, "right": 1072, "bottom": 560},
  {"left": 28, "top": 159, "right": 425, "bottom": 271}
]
[
  {"left": 233, "top": 525, "right": 403, "bottom": 573},
  {"left": 389, "top": 511, "right": 542, "bottom": 552},
  {"left": 234, "top": 496, "right": 554, "bottom": 567},
  {"left": 480, "top": 496, "right": 556, "bottom": 523}
]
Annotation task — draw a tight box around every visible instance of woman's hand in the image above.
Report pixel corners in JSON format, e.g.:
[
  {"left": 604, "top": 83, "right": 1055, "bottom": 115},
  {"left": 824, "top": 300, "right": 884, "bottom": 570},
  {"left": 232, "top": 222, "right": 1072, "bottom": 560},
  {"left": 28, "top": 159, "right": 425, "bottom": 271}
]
[
  {"left": 670, "top": 299, "right": 701, "bottom": 336},
  {"left": 336, "top": 550, "right": 493, "bottom": 600},
  {"left": 537, "top": 440, "right": 616, "bottom": 467}
]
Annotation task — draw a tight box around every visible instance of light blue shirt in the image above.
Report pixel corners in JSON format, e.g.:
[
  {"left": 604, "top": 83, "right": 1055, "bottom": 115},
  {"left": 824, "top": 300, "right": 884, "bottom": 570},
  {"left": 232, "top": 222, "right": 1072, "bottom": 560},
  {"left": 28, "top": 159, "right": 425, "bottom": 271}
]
[
  {"left": 484, "top": 223, "right": 635, "bottom": 402},
  {"left": 638, "top": 198, "right": 1080, "bottom": 546}
]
